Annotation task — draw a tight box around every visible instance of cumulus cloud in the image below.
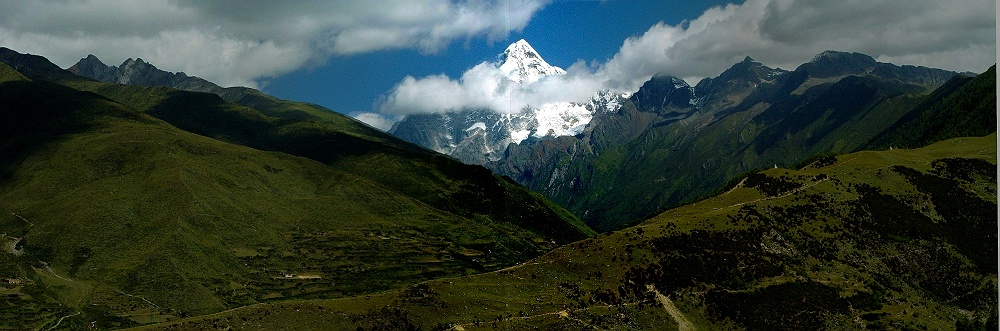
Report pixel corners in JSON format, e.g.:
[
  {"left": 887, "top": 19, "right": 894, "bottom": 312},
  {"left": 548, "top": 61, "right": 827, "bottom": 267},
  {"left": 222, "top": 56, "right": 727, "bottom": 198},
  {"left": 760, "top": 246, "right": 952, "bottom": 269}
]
[
  {"left": 353, "top": 112, "right": 399, "bottom": 132},
  {"left": 379, "top": 59, "right": 605, "bottom": 115},
  {"left": 378, "top": 0, "right": 996, "bottom": 116},
  {"left": 598, "top": 0, "right": 995, "bottom": 87},
  {"left": 0, "top": 0, "right": 550, "bottom": 87}
]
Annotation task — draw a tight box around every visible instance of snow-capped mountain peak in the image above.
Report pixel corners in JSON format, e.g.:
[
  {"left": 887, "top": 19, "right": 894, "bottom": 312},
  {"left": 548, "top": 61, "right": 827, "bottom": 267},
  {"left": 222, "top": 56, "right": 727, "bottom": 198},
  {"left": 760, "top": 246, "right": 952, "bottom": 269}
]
[
  {"left": 391, "top": 39, "right": 628, "bottom": 164},
  {"left": 498, "top": 39, "right": 565, "bottom": 84}
]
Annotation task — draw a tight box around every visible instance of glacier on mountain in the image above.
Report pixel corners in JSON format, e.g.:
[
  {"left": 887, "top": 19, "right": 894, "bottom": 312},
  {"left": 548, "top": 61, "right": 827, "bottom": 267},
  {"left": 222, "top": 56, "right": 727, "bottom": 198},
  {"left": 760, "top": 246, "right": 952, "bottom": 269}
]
[
  {"left": 532, "top": 102, "right": 591, "bottom": 138},
  {"left": 466, "top": 122, "right": 487, "bottom": 132}
]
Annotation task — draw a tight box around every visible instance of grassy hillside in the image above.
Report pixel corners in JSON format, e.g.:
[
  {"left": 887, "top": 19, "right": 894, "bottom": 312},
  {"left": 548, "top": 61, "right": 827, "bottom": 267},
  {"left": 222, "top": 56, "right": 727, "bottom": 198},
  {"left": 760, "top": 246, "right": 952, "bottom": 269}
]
[
  {"left": 56, "top": 75, "right": 594, "bottom": 245},
  {"left": 140, "top": 133, "right": 997, "bottom": 330},
  {"left": 870, "top": 65, "right": 997, "bottom": 149},
  {"left": 0, "top": 60, "right": 591, "bottom": 330}
]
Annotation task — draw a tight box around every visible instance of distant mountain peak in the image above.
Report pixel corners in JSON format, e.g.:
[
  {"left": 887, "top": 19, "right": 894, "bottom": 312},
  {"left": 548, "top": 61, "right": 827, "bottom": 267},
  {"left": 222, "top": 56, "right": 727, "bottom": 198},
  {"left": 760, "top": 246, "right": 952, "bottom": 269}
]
[
  {"left": 497, "top": 39, "right": 565, "bottom": 84},
  {"left": 68, "top": 54, "right": 115, "bottom": 82},
  {"left": 810, "top": 50, "right": 876, "bottom": 65},
  {"left": 729, "top": 56, "right": 772, "bottom": 71},
  {"left": 121, "top": 57, "right": 149, "bottom": 67},
  {"left": 74, "top": 54, "right": 107, "bottom": 69},
  {"left": 798, "top": 50, "right": 957, "bottom": 85},
  {"left": 70, "top": 54, "right": 209, "bottom": 88},
  {"left": 506, "top": 39, "right": 536, "bottom": 57},
  {"left": 698, "top": 55, "right": 785, "bottom": 91}
]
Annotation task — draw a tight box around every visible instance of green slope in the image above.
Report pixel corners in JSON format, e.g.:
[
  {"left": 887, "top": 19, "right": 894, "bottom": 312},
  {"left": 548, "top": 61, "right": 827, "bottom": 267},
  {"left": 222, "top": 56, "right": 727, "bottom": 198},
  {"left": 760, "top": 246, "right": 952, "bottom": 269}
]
[
  {"left": 51, "top": 67, "right": 594, "bottom": 242},
  {"left": 0, "top": 59, "right": 591, "bottom": 329},
  {"left": 0, "top": 48, "right": 595, "bottom": 245},
  {"left": 143, "top": 133, "right": 997, "bottom": 330},
  {"left": 0, "top": 60, "right": 27, "bottom": 82},
  {"left": 870, "top": 65, "right": 997, "bottom": 149}
]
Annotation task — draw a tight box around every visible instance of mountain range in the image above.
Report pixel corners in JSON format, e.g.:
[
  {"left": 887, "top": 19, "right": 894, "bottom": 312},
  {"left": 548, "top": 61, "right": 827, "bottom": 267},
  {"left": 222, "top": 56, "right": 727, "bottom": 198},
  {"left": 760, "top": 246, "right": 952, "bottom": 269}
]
[
  {"left": 390, "top": 41, "right": 996, "bottom": 231},
  {"left": 0, "top": 42, "right": 994, "bottom": 330}
]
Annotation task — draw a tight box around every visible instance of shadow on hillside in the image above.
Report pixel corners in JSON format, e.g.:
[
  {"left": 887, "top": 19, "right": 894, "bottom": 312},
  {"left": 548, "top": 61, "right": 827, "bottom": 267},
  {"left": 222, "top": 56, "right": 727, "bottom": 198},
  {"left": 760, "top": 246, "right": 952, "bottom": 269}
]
[
  {"left": 0, "top": 80, "right": 115, "bottom": 184},
  {"left": 147, "top": 90, "right": 426, "bottom": 164}
]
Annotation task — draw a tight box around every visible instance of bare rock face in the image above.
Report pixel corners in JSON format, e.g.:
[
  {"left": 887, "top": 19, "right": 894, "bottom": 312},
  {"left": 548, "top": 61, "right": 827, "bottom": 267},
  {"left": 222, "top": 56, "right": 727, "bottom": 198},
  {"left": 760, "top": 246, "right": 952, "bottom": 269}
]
[
  {"left": 69, "top": 55, "right": 199, "bottom": 88},
  {"left": 67, "top": 54, "right": 275, "bottom": 111},
  {"left": 67, "top": 54, "right": 117, "bottom": 82}
]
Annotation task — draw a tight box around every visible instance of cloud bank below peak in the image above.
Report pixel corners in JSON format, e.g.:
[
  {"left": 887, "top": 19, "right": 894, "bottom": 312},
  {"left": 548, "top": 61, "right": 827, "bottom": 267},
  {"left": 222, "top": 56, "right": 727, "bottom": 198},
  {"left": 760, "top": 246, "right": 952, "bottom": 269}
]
[
  {"left": 376, "top": 0, "right": 996, "bottom": 118},
  {"left": 0, "top": 0, "right": 551, "bottom": 88}
]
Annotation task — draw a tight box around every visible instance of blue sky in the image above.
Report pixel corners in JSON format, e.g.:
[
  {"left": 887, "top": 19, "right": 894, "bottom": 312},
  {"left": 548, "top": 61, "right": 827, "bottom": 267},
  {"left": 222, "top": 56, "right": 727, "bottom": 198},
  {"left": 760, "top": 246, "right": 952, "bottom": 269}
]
[
  {"left": 262, "top": 0, "right": 737, "bottom": 115},
  {"left": 0, "top": 0, "right": 994, "bottom": 129}
]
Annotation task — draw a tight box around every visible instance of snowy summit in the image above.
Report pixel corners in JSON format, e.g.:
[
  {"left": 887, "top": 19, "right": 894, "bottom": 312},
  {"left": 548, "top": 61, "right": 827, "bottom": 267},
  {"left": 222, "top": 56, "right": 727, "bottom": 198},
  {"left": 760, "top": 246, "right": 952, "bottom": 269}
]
[
  {"left": 498, "top": 39, "right": 566, "bottom": 84},
  {"left": 390, "top": 39, "right": 629, "bottom": 164}
]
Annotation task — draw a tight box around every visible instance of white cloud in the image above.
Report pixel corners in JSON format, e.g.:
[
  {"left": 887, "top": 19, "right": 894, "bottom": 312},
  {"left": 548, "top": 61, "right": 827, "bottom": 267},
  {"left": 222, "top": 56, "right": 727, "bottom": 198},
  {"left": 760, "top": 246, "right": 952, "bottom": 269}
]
[
  {"left": 378, "top": 0, "right": 996, "bottom": 116},
  {"left": 379, "top": 60, "right": 603, "bottom": 115},
  {"left": 0, "top": 0, "right": 551, "bottom": 88},
  {"left": 353, "top": 112, "right": 400, "bottom": 131},
  {"left": 602, "top": 0, "right": 996, "bottom": 87},
  {"left": 326, "top": 0, "right": 548, "bottom": 55}
]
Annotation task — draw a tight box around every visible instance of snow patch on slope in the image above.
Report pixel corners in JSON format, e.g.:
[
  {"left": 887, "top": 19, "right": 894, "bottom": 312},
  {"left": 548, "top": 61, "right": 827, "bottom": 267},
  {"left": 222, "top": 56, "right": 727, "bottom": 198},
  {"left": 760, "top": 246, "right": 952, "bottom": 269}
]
[
  {"left": 510, "top": 130, "right": 531, "bottom": 144},
  {"left": 591, "top": 90, "right": 630, "bottom": 114},
  {"left": 533, "top": 102, "right": 591, "bottom": 138},
  {"left": 466, "top": 122, "right": 487, "bottom": 131}
]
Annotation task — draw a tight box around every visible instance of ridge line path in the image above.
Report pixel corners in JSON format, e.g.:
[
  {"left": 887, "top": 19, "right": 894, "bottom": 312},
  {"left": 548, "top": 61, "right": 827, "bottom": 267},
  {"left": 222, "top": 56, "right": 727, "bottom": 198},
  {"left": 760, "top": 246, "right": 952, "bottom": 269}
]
[
  {"left": 636, "top": 176, "right": 829, "bottom": 230},
  {"left": 11, "top": 212, "right": 33, "bottom": 226},
  {"left": 43, "top": 311, "right": 81, "bottom": 331},
  {"left": 639, "top": 154, "right": 872, "bottom": 229},
  {"left": 116, "top": 290, "right": 163, "bottom": 310},
  {"left": 647, "top": 285, "right": 696, "bottom": 331}
]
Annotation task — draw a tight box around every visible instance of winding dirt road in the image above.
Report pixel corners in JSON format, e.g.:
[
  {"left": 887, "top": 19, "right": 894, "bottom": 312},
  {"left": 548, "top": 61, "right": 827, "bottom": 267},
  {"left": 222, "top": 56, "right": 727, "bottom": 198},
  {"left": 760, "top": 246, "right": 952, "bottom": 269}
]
[{"left": 647, "top": 285, "right": 696, "bottom": 331}]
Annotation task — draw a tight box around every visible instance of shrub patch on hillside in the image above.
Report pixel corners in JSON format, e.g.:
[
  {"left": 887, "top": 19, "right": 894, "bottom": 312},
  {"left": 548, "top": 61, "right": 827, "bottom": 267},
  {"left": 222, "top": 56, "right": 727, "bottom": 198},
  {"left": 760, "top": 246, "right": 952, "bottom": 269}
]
[{"left": 743, "top": 173, "right": 801, "bottom": 197}]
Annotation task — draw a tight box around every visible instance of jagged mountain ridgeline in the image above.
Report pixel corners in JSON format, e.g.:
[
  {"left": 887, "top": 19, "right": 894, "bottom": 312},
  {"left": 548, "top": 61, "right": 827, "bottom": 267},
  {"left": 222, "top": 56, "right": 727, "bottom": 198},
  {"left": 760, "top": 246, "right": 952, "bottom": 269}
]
[
  {"left": 0, "top": 48, "right": 592, "bottom": 329},
  {"left": 390, "top": 41, "right": 996, "bottom": 231}
]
